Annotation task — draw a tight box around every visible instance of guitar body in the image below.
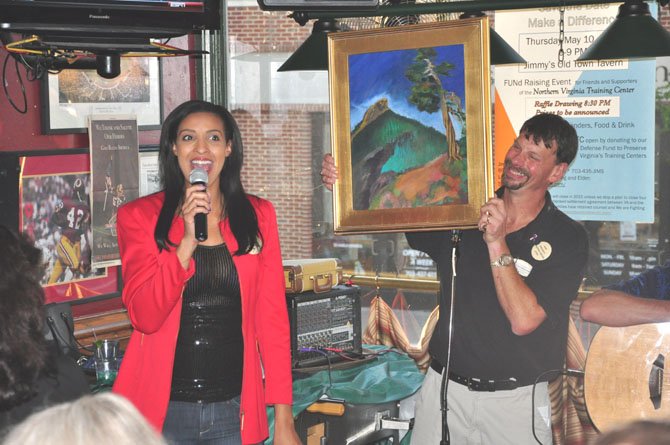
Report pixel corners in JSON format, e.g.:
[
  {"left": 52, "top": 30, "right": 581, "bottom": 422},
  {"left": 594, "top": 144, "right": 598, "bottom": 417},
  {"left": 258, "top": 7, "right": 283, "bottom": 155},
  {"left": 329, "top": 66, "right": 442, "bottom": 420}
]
[{"left": 584, "top": 322, "right": 670, "bottom": 432}]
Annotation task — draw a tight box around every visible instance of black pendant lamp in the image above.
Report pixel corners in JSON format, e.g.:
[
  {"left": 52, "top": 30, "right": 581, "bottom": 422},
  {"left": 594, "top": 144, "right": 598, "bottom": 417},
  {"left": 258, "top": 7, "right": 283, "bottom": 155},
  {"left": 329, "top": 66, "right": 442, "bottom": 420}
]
[
  {"left": 459, "top": 11, "right": 526, "bottom": 65},
  {"left": 278, "top": 19, "right": 339, "bottom": 71},
  {"left": 577, "top": 0, "right": 670, "bottom": 61}
]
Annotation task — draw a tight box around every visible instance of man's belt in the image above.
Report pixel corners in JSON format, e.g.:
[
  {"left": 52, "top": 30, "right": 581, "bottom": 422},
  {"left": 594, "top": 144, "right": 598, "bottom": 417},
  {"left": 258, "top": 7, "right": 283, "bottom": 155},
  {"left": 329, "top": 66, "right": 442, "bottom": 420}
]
[{"left": 430, "top": 359, "right": 525, "bottom": 392}]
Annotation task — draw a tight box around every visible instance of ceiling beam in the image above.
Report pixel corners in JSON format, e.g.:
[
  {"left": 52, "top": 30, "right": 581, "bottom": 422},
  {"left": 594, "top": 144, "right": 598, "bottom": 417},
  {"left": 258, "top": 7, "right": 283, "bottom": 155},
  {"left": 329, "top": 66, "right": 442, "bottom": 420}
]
[{"left": 295, "top": 0, "right": 624, "bottom": 21}]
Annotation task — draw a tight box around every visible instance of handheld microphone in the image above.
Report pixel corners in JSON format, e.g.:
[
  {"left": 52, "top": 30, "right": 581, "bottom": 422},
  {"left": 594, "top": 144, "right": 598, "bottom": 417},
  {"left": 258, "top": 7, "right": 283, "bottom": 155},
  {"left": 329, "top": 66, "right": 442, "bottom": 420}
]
[{"left": 189, "top": 168, "right": 209, "bottom": 242}]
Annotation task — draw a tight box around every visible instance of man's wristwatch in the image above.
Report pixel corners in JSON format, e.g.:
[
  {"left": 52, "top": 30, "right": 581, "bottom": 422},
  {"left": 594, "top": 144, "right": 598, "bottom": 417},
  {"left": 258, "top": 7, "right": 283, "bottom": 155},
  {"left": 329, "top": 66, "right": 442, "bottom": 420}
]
[{"left": 491, "top": 254, "right": 515, "bottom": 267}]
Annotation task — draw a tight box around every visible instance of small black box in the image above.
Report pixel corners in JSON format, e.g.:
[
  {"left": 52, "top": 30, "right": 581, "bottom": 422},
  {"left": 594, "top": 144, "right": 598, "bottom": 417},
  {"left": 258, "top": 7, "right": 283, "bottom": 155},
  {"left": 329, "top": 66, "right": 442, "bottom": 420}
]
[{"left": 286, "top": 285, "right": 362, "bottom": 369}]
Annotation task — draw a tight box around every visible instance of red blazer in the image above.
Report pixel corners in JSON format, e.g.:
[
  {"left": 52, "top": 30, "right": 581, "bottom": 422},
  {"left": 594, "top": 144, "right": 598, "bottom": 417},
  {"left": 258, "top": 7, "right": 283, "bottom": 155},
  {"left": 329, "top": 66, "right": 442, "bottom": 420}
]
[{"left": 112, "top": 192, "right": 293, "bottom": 445}]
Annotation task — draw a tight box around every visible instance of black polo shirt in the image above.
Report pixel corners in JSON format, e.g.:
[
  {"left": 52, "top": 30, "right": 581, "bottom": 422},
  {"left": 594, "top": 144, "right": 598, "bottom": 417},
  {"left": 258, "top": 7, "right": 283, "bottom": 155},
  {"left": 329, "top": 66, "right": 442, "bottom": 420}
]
[{"left": 407, "top": 191, "right": 588, "bottom": 385}]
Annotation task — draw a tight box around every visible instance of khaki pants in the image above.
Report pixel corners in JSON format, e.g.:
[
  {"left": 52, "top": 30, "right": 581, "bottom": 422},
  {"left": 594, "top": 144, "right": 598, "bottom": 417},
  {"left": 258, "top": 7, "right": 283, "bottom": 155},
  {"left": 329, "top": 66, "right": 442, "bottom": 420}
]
[{"left": 410, "top": 367, "right": 552, "bottom": 445}]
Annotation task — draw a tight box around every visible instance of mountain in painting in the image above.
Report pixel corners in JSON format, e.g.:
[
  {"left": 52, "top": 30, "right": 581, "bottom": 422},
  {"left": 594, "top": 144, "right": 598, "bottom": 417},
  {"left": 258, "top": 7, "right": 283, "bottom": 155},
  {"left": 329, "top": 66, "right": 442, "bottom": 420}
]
[{"left": 351, "top": 98, "right": 468, "bottom": 211}]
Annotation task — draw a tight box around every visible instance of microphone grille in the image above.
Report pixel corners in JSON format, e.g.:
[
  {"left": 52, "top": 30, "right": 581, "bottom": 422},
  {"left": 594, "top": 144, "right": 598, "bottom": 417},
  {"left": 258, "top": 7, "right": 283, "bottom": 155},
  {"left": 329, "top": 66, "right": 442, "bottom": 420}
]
[{"left": 189, "top": 168, "right": 208, "bottom": 185}]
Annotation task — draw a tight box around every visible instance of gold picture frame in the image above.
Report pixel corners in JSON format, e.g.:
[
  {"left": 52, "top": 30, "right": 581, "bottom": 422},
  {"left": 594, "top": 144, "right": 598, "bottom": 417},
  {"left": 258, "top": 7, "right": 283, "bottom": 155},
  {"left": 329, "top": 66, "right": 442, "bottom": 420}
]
[{"left": 329, "top": 18, "right": 494, "bottom": 234}]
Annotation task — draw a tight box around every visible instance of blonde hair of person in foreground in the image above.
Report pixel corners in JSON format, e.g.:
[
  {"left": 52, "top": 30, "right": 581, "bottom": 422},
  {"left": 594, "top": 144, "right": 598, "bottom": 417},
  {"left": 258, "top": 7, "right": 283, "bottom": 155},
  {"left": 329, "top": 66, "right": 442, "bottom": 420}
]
[{"left": 2, "top": 393, "right": 166, "bottom": 445}]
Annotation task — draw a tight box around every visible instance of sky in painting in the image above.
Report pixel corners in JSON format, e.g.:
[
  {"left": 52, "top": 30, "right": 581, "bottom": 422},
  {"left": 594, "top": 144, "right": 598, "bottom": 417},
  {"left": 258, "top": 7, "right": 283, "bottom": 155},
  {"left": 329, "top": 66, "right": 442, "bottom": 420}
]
[{"left": 348, "top": 44, "right": 466, "bottom": 136}]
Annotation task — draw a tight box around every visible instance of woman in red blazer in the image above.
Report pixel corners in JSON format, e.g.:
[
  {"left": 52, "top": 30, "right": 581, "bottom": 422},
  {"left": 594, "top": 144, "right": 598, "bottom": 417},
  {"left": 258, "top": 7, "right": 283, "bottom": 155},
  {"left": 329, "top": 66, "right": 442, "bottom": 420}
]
[{"left": 113, "top": 100, "right": 300, "bottom": 445}]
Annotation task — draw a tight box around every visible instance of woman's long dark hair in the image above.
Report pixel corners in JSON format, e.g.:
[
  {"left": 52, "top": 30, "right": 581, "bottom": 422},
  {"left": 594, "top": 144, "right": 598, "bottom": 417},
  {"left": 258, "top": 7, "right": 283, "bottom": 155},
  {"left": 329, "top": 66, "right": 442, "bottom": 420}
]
[
  {"left": 154, "top": 100, "right": 260, "bottom": 255},
  {"left": 0, "top": 226, "right": 49, "bottom": 408}
]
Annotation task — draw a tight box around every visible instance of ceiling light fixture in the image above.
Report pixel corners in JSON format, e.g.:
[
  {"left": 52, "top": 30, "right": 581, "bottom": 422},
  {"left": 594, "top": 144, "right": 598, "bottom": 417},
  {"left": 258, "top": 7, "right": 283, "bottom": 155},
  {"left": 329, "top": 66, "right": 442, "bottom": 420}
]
[
  {"left": 459, "top": 11, "right": 526, "bottom": 65},
  {"left": 277, "top": 19, "right": 340, "bottom": 71},
  {"left": 577, "top": 0, "right": 670, "bottom": 61}
]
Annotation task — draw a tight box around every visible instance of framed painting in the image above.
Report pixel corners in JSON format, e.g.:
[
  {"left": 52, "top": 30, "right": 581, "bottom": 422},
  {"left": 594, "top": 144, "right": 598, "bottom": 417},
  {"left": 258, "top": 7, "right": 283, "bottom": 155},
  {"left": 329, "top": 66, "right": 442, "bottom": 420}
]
[
  {"left": 328, "top": 18, "right": 494, "bottom": 234},
  {"left": 41, "top": 57, "right": 162, "bottom": 134},
  {"left": 19, "top": 150, "right": 121, "bottom": 304},
  {"left": 139, "top": 145, "right": 161, "bottom": 197}
]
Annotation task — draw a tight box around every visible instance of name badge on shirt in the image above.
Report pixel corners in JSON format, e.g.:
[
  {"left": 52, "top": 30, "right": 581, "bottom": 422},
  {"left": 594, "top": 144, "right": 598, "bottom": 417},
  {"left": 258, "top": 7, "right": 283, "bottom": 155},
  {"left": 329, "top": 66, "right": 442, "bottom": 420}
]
[
  {"left": 531, "top": 241, "right": 552, "bottom": 261},
  {"left": 515, "top": 259, "right": 533, "bottom": 277}
]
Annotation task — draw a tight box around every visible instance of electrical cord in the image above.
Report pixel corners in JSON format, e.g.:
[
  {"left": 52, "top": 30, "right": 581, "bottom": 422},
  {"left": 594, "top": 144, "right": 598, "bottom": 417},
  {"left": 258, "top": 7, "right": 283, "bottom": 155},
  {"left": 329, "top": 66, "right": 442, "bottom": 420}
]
[
  {"left": 531, "top": 367, "right": 585, "bottom": 445},
  {"left": 299, "top": 347, "right": 334, "bottom": 390},
  {"left": 322, "top": 347, "right": 359, "bottom": 361},
  {"left": 18, "top": 53, "right": 50, "bottom": 79},
  {"left": 2, "top": 51, "right": 27, "bottom": 113},
  {"left": 46, "top": 312, "right": 94, "bottom": 361},
  {"left": 1, "top": 37, "right": 63, "bottom": 114},
  {"left": 46, "top": 315, "right": 81, "bottom": 359},
  {"left": 1, "top": 34, "right": 81, "bottom": 114},
  {"left": 60, "top": 312, "right": 95, "bottom": 353},
  {"left": 362, "top": 348, "right": 405, "bottom": 358},
  {"left": 298, "top": 346, "right": 407, "bottom": 393}
]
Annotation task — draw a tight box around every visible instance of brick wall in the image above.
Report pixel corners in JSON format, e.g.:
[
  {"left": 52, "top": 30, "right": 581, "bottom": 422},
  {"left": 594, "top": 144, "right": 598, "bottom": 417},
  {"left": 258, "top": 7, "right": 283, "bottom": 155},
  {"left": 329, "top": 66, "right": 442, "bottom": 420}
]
[
  {"left": 228, "top": 7, "right": 322, "bottom": 259},
  {"left": 228, "top": 7, "right": 312, "bottom": 53},
  {"left": 233, "top": 106, "right": 321, "bottom": 259}
]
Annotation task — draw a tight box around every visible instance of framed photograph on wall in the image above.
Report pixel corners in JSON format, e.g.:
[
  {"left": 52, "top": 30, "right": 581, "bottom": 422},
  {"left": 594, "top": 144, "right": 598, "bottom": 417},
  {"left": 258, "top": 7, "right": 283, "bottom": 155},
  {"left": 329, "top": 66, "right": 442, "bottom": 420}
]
[
  {"left": 19, "top": 150, "right": 121, "bottom": 304},
  {"left": 41, "top": 57, "right": 162, "bottom": 134},
  {"left": 328, "top": 18, "right": 494, "bottom": 234},
  {"left": 139, "top": 145, "right": 161, "bottom": 197}
]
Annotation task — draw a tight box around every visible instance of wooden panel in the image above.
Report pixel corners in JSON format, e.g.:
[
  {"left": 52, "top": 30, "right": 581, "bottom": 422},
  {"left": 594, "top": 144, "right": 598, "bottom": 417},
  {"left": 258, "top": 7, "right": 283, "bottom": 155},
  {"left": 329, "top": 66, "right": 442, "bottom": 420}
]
[{"left": 74, "top": 308, "right": 132, "bottom": 355}]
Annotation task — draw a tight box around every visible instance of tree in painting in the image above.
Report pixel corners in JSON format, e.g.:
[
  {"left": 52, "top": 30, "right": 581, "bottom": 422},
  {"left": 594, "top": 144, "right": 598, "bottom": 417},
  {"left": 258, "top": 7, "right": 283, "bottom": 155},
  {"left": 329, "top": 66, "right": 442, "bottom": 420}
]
[{"left": 405, "top": 47, "right": 465, "bottom": 161}]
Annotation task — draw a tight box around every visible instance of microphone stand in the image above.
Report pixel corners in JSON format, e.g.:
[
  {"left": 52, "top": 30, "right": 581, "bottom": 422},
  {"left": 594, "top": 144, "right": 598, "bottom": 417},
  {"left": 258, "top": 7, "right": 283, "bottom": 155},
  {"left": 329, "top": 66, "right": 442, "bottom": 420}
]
[{"left": 440, "top": 229, "right": 461, "bottom": 445}]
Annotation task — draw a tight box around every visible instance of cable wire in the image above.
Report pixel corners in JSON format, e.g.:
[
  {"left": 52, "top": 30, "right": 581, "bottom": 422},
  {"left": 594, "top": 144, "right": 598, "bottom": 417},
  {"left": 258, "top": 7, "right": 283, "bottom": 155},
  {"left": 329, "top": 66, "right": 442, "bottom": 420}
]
[
  {"left": 2, "top": 51, "right": 27, "bottom": 113},
  {"left": 299, "top": 347, "right": 334, "bottom": 390},
  {"left": 531, "top": 368, "right": 585, "bottom": 444}
]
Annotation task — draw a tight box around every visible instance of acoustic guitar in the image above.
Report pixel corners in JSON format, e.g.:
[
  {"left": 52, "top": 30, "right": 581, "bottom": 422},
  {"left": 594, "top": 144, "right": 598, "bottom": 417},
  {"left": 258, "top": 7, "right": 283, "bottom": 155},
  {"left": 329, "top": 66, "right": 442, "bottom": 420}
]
[{"left": 584, "top": 322, "right": 670, "bottom": 432}]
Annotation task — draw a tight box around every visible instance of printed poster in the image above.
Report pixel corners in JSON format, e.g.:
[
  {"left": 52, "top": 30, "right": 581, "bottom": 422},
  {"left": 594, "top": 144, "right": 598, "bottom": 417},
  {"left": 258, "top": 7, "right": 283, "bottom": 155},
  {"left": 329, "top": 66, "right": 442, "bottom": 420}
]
[
  {"left": 495, "top": 4, "right": 655, "bottom": 222},
  {"left": 89, "top": 115, "right": 139, "bottom": 268}
]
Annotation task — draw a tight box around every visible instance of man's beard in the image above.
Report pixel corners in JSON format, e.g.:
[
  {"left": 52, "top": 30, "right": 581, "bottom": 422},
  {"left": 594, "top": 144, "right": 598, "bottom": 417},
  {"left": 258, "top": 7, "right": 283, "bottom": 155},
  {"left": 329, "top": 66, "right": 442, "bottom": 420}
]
[{"left": 501, "top": 160, "right": 529, "bottom": 191}]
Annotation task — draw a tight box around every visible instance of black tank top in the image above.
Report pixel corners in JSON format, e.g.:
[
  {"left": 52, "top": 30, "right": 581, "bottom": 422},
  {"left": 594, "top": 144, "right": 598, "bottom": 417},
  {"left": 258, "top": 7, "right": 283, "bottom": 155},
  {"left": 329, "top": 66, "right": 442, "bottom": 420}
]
[{"left": 170, "top": 243, "right": 243, "bottom": 403}]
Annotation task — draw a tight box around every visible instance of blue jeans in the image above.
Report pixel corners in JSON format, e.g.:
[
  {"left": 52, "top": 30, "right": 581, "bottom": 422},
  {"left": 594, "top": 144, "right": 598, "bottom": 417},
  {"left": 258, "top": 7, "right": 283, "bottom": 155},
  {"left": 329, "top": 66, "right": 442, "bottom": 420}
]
[{"left": 163, "top": 398, "right": 242, "bottom": 445}]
